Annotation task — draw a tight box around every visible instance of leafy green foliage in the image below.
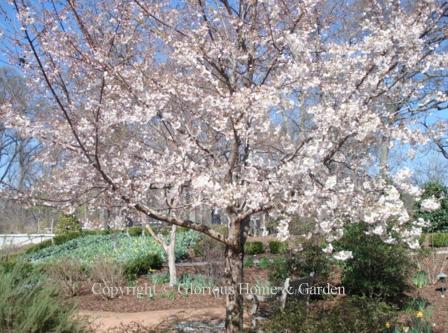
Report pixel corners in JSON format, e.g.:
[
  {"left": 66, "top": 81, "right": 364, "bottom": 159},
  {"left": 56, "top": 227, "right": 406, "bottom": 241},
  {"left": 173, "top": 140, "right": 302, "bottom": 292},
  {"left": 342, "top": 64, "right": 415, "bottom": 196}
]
[
  {"left": 335, "top": 224, "right": 413, "bottom": 303},
  {"left": 403, "top": 297, "right": 430, "bottom": 313},
  {"left": 244, "top": 241, "right": 264, "bottom": 255},
  {"left": 53, "top": 232, "right": 82, "bottom": 245},
  {"left": 128, "top": 226, "right": 144, "bottom": 237},
  {"left": 265, "top": 297, "right": 396, "bottom": 333},
  {"left": 178, "top": 273, "right": 215, "bottom": 291},
  {"left": 290, "top": 243, "right": 332, "bottom": 280},
  {"left": 268, "top": 257, "right": 289, "bottom": 286},
  {"left": 414, "top": 182, "right": 448, "bottom": 232},
  {"left": 244, "top": 258, "right": 254, "bottom": 268},
  {"left": 267, "top": 243, "right": 332, "bottom": 287},
  {"left": 173, "top": 230, "right": 200, "bottom": 260},
  {"left": 268, "top": 240, "right": 288, "bottom": 254},
  {"left": 25, "top": 230, "right": 119, "bottom": 255},
  {"left": 25, "top": 239, "right": 54, "bottom": 254},
  {"left": 25, "top": 231, "right": 198, "bottom": 266},
  {"left": 258, "top": 257, "right": 270, "bottom": 269},
  {"left": 412, "top": 271, "right": 429, "bottom": 289},
  {"left": 0, "top": 261, "right": 88, "bottom": 333},
  {"left": 393, "top": 298, "right": 433, "bottom": 333},
  {"left": 123, "top": 253, "right": 162, "bottom": 281},
  {"left": 55, "top": 214, "right": 82, "bottom": 235},
  {"left": 0, "top": 258, "right": 35, "bottom": 276},
  {"left": 149, "top": 272, "right": 170, "bottom": 285},
  {"left": 428, "top": 232, "right": 448, "bottom": 247}
]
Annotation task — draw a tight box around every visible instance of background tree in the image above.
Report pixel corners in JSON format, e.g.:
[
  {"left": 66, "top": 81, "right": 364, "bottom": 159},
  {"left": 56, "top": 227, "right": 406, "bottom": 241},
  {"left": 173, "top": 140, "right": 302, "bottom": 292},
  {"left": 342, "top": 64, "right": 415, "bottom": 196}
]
[{"left": 0, "top": 67, "right": 51, "bottom": 233}]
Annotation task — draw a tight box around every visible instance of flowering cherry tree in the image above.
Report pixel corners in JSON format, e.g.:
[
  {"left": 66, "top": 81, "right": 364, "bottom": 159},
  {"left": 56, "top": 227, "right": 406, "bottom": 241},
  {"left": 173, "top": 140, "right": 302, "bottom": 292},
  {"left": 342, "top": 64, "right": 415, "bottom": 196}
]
[{"left": 1, "top": 0, "right": 447, "bottom": 331}]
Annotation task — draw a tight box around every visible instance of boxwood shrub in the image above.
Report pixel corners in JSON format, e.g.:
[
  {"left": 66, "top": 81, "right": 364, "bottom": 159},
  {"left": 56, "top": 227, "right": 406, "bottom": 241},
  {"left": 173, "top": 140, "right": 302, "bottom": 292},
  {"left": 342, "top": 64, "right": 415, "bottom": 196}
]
[
  {"left": 429, "top": 232, "right": 448, "bottom": 247},
  {"left": 53, "top": 232, "right": 82, "bottom": 245},
  {"left": 55, "top": 214, "right": 82, "bottom": 235},
  {"left": 269, "top": 240, "right": 288, "bottom": 254},
  {"left": 128, "top": 226, "right": 144, "bottom": 237},
  {"left": 245, "top": 241, "right": 264, "bottom": 255},
  {"left": 123, "top": 253, "right": 162, "bottom": 281}
]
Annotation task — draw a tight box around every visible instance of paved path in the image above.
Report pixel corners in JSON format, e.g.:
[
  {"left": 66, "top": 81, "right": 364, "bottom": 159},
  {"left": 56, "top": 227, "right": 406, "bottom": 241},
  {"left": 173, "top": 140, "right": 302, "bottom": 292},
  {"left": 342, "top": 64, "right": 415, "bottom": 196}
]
[{"left": 79, "top": 307, "right": 225, "bottom": 332}]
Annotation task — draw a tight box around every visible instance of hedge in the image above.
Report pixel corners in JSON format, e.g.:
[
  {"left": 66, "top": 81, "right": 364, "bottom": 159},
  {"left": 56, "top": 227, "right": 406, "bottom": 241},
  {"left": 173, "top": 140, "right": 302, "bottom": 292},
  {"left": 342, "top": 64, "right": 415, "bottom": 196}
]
[
  {"left": 245, "top": 241, "right": 264, "bottom": 255},
  {"left": 429, "top": 233, "right": 448, "bottom": 248},
  {"left": 269, "top": 240, "right": 288, "bottom": 254}
]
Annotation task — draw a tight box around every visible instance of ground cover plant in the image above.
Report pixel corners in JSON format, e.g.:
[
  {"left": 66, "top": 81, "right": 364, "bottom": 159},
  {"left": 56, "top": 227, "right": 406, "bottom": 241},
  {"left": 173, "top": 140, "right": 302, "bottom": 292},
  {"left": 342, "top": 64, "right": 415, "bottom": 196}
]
[
  {"left": 0, "top": 261, "right": 89, "bottom": 333},
  {"left": 24, "top": 231, "right": 199, "bottom": 266}
]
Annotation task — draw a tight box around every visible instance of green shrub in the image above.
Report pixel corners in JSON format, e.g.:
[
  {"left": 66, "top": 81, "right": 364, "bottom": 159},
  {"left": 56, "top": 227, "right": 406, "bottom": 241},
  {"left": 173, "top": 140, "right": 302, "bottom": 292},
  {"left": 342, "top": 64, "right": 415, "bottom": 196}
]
[
  {"left": 428, "top": 232, "right": 448, "bottom": 247},
  {"left": 269, "top": 240, "right": 288, "bottom": 254},
  {"left": 335, "top": 224, "right": 413, "bottom": 303},
  {"left": 414, "top": 181, "right": 448, "bottom": 232},
  {"left": 85, "top": 229, "right": 121, "bottom": 235},
  {"left": 128, "top": 226, "right": 144, "bottom": 237},
  {"left": 290, "top": 243, "right": 331, "bottom": 280},
  {"left": 244, "top": 241, "right": 264, "bottom": 255},
  {"left": 176, "top": 226, "right": 190, "bottom": 234},
  {"left": 53, "top": 232, "right": 82, "bottom": 245},
  {"left": 55, "top": 214, "right": 82, "bottom": 235},
  {"left": 267, "top": 243, "right": 332, "bottom": 287},
  {"left": 26, "top": 230, "right": 118, "bottom": 255},
  {"left": 25, "top": 239, "right": 54, "bottom": 254},
  {"left": 0, "top": 261, "right": 88, "bottom": 333},
  {"left": 244, "top": 258, "right": 254, "bottom": 268},
  {"left": 175, "top": 230, "right": 201, "bottom": 260},
  {"left": 268, "top": 257, "right": 289, "bottom": 286},
  {"left": 123, "top": 253, "right": 162, "bottom": 281},
  {"left": 258, "top": 258, "right": 270, "bottom": 269},
  {"left": 265, "top": 296, "right": 396, "bottom": 333}
]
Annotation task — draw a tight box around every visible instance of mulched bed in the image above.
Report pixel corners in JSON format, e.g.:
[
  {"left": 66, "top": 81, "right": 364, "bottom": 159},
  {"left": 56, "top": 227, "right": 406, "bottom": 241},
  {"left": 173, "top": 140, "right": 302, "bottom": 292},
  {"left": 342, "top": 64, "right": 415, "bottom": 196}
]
[
  {"left": 76, "top": 265, "right": 270, "bottom": 312},
  {"left": 75, "top": 253, "right": 448, "bottom": 333}
]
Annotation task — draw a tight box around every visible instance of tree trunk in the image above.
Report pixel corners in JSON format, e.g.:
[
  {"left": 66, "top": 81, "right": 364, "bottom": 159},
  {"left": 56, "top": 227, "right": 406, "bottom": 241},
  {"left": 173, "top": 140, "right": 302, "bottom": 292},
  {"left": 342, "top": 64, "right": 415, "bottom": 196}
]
[
  {"left": 224, "top": 218, "right": 249, "bottom": 333},
  {"left": 144, "top": 219, "right": 177, "bottom": 287},
  {"left": 224, "top": 244, "right": 244, "bottom": 332},
  {"left": 167, "top": 224, "right": 177, "bottom": 287}
]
